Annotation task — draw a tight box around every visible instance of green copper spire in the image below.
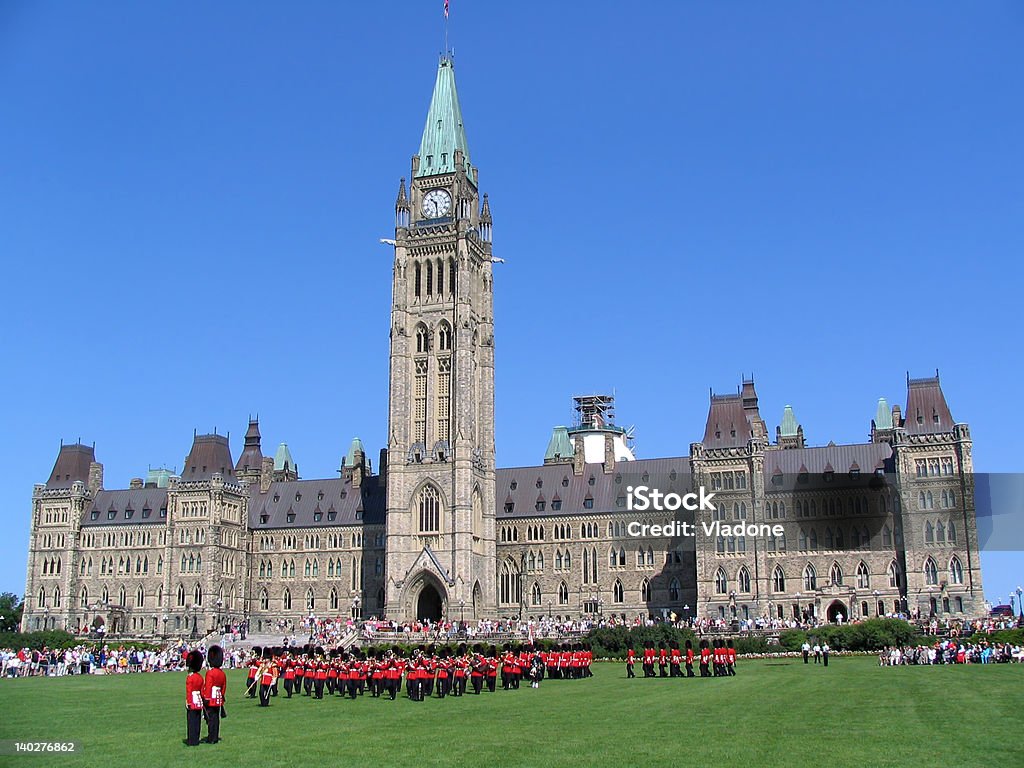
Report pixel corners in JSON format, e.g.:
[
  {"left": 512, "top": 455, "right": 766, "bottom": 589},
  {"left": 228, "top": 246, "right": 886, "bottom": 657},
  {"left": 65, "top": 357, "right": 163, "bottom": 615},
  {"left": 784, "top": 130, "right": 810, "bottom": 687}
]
[
  {"left": 416, "top": 57, "right": 473, "bottom": 180},
  {"left": 273, "top": 442, "right": 295, "bottom": 472},
  {"left": 875, "top": 397, "right": 893, "bottom": 429},
  {"left": 780, "top": 405, "right": 799, "bottom": 437},
  {"left": 544, "top": 426, "right": 573, "bottom": 462},
  {"left": 345, "top": 437, "right": 365, "bottom": 467}
]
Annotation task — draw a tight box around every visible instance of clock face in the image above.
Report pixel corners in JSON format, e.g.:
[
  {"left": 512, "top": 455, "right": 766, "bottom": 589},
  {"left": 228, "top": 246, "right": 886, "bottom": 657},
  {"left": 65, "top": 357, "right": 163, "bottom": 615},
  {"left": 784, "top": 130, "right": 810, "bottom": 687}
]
[{"left": 422, "top": 188, "right": 452, "bottom": 218}]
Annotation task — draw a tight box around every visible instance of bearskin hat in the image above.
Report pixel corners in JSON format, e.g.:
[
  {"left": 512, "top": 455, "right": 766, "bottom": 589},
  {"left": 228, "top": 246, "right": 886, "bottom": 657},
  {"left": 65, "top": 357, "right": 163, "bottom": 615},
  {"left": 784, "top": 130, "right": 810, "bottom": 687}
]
[
  {"left": 700, "top": 639, "right": 708, "bottom": 650},
  {"left": 262, "top": 646, "right": 272, "bottom": 660},
  {"left": 685, "top": 639, "right": 693, "bottom": 650},
  {"left": 207, "top": 644, "right": 224, "bottom": 669},
  {"left": 727, "top": 638, "right": 734, "bottom": 649},
  {"left": 186, "top": 649, "right": 204, "bottom": 673},
  {"left": 251, "top": 646, "right": 262, "bottom": 658}
]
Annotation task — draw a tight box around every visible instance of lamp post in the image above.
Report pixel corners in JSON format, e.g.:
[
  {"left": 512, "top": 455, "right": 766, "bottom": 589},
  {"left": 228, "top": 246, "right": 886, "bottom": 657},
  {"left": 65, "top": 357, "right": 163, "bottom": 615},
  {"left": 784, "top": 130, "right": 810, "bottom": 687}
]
[
  {"left": 683, "top": 604, "right": 690, "bottom": 624},
  {"left": 190, "top": 604, "right": 199, "bottom": 640},
  {"left": 162, "top": 614, "right": 168, "bottom": 638},
  {"left": 1017, "top": 586, "right": 1023, "bottom": 621},
  {"left": 459, "top": 599, "right": 465, "bottom": 624},
  {"left": 872, "top": 589, "right": 880, "bottom": 617},
  {"left": 215, "top": 599, "right": 223, "bottom": 635},
  {"left": 547, "top": 601, "right": 552, "bottom": 619}
]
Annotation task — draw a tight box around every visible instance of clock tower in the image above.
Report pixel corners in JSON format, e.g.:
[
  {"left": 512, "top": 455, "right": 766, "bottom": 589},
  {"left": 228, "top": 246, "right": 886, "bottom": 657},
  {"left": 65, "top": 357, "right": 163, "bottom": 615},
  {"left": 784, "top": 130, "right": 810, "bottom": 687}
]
[{"left": 384, "top": 56, "right": 497, "bottom": 621}]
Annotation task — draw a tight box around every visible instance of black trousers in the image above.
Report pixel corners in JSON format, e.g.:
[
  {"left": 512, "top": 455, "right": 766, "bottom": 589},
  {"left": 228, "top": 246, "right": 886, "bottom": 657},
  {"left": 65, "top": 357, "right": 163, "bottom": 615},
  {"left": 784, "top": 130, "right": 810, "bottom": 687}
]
[
  {"left": 471, "top": 676, "right": 483, "bottom": 694},
  {"left": 186, "top": 708, "right": 203, "bottom": 746},
  {"left": 204, "top": 705, "right": 221, "bottom": 743},
  {"left": 486, "top": 676, "right": 496, "bottom": 692},
  {"left": 246, "top": 677, "right": 257, "bottom": 697},
  {"left": 304, "top": 677, "right": 313, "bottom": 695},
  {"left": 686, "top": 662, "right": 694, "bottom": 678},
  {"left": 314, "top": 679, "right": 324, "bottom": 699},
  {"left": 259, "top": 683, "right": 271, "bottom": 707},
  {"left": 823, "top": 655, "right": 828, "bottom": 667},
  {"left": 626, "top": 662, "right": 635, "bottom": 678},
  {"left": 284, "top": 678, "right": 293, "bottom": 697}
]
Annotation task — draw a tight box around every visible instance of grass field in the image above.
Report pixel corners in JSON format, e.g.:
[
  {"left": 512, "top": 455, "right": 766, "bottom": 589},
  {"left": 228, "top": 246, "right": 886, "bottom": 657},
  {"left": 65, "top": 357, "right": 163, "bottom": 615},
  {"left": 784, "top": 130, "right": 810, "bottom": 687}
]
[{"left": 1, "top": 656, "right": 1022, "bottom": 767}]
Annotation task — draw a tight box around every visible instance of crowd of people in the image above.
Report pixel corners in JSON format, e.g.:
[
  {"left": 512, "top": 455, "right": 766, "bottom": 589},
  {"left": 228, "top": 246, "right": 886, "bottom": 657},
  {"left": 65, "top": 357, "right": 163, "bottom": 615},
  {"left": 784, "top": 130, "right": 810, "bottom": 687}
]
[
  {"left": 0, "top": 641, "right": 246, "bottom": 678},
  {"left": 879, "top": 639, "right": 1024, "bottom": 666}
]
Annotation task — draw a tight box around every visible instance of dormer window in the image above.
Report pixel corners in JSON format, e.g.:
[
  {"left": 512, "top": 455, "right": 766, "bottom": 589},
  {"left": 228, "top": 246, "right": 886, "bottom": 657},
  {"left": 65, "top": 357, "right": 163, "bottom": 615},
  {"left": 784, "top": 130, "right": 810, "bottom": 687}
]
[
  {"left": 107, "top": 510, "right": 116, "bottom": 520},
  {"left": 90, "top": 511, "right": 99, "bottom": 520},
  {"left": 273, "top": 494, "right": 280, "bottom": 503},
  {"left": 551, "top": 500, "right": 562, "bottom": 511},
  {"left": 510, "top": 481, "right": 518, "bottom": 491},
  {"left": 296, "top": 492, "right": 302, "bottom": 501},
  {"left": 313, "top": 512, "right": 323, "bottom": 522},
  {"left": 317, "top": 491, "right": 324, "bottom": 501},
  {"left": 355, "top": 509, "right": 363, "bottom": 520},
  {"left": 260, "top": 513, "right": 269, "bottom": 525},
  {"left": 125, "top": 510, "right": 134, "bottom": 519},
  {"left": 504, "top": 502, "right": 514, "bottom": 513},
  {"left": 286, "top": 512, "right": 296, "bottom": 523},
  {"left": 160, "top": 507, "right": 167, "bottom": 518},
  {"left": 824, "top": 470, "right": 834, "bottom": 482},
  {"left": 588, "top": 476, "right": 595, "bottom": 486},
  {"left": 327, "top": 511, "right": 337, "bottom": 522},
  {"left": 583, "top": 498, "right": 594, "bottom": 510},
  {"left": 535, "top": 501, "right": 545, "bottom": 512},
  {"left": 562, "top": 477, "right": 569, "bottom": 487}
]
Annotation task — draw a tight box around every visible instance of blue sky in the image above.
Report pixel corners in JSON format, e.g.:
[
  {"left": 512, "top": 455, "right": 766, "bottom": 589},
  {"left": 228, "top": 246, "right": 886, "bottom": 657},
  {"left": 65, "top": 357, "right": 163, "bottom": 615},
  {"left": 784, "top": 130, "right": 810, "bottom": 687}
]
[{"left": 1, "top": 2, "right": 1021, "bottom": 606}]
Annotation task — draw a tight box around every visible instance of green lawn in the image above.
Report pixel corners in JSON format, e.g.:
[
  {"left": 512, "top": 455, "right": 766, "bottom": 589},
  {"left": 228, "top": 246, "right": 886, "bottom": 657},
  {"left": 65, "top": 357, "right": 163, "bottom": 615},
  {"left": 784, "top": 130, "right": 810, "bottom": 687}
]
[{"left": 1, "top": 656, "right": 1021, "bottom": 767}]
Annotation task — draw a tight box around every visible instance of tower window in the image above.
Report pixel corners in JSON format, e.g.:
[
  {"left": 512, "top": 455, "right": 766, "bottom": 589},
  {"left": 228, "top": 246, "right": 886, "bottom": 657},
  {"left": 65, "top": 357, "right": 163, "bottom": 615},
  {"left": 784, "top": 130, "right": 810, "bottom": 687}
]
[{"left": 418, "top": 485, "right": 441, "bottom": 534}]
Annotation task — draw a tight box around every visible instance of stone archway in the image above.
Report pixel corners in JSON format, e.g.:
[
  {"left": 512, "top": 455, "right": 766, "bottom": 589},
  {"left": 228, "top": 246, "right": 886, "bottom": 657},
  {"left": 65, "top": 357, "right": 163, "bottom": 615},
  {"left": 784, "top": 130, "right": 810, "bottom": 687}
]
[
  {"left": 417, "top": 584, "right": 444, "bottom": 622},
  {"left": 826, "top": 600, "right": 847, "bottom": 623}
]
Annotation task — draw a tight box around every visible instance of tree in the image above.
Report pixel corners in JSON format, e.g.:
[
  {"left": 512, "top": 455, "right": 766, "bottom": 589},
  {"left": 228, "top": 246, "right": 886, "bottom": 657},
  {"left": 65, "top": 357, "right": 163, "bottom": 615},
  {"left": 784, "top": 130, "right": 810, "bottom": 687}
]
[{"left": 0, "top": 593, "right": 24, "bottom": 632}]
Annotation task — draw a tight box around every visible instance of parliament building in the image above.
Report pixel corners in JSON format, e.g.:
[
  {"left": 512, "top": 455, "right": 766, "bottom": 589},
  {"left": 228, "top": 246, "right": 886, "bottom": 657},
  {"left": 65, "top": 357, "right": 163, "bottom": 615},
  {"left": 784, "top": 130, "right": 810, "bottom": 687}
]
[{"left": 22, "top": 57, "right": 984, "bottom": 636}]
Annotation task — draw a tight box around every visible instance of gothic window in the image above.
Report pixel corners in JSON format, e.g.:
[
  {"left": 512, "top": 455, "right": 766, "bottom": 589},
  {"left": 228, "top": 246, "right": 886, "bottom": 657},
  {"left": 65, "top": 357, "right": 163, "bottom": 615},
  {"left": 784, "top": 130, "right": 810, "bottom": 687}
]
[
  {"left": 716, "top": 536, "right": 725, "bottom": 553},
  {"left": 436, "top": 356, "right": 451, "bottom": 443},
  {"left": 414, "top": 358, "right": 428, "bottom": 445},
  {"left": 810, "top": 528, "right": 818, "bottom": 551},
  {"left": 558, "top": 581, "right": 569, "bottom": 605},
  {"left": 194, "top": 584, "right": 203, "bottom": 606},
  {"left": 825, "top": 527, "right": 834, "bottom": 549},
  {"left": 283, "top": 589, "right": 292, "bottom": 611},
  {"left": 830, "top": 562, "right": 843, "bottom": 586},
  {"left": 888, "top": 560, "right": 900, "bottom": 588},
  {"left": 449, "top": 257, "right": 456, "bottom": 295},
  {"left": 260, "top": 589, "right": 269, "bottom": 610},
  {"left": 80, "top": 586, "right": 89, "bottom": 608},
  {"left": 499, "top": 559, "right": 521, "bottom": 605},
  {"left": 415, "top": 324, "right": 429, "bottom": 354},
  {"left": 882, "top": 525, "right": 892, "bottom": 547},
  {"left": 803, "top": 563, "right": 817, "bottom": 591},
  {"left": 306, "top": 589, "right": 315, "bottom": 611},
  {"left": 835, "top": 527, "right": 844, "bottom": 549},
  {"left": 437, "top": 321, "right": 452, "bottom": 351},
  {"left": 714, "top": 568, "right": 727, "bottom": 594},
  {"left": 592, "top": 547, "right": 598, "bottom": 583},
  {"left": 772, "top": 566, "right": 786, "bottom": 592},
  {"left": 641, "top": 578, "right": 651, "bottom": 602},
  {"left": 52, "top": 586, "right": 61, "bottom": 609},
  {"left": 582, "top": 548, "right": 589, "bottom": 584},
  {"left": 531, "top": 582, "right": 542, "bottom": 606},
  {"left": 923, "top": 557, "right": 938, "bottom": 586},
  {"left": 738, "top": 566, "right": 751, "bottom": 593},
  {"left": 636, "top": 547, "right": 644, "bottom": 567},
  {"left": 436, "top": 257, "right": 444, "bottom": 295},
  {"left": 948, "top": 521, "right": 957, "bottom": 543},
  {"left": 669, "top": 578, "right": 680, "bottom": 601},
  {"left": 177, "top": 584, "right": 186, "bottom": 607},
  {"left": 936, "top": 522, "right": 946, "bottom": 544},
  {"left": 618, "top": 547, "right": 626, "bottom": 566},
  {"left": 856, "top": 561, "right": 870, "bottom": 589},
  {"left": 925, "top": 521, "right": 934, "bottom": 544},
  {"left": 136, "top": 585, "right": 145, "bottom": 608},
  {"left": 418, "top": 484, "right": 441, "bottom": 534},
  {"left": 330, "top": 588, "right": 339, "bottom": 611},
  {"left": 425, "top": 259, "right": 433, "bottom": 295},
  {"left": 613, "top": 579, "right": 624, "bottom": 603}
]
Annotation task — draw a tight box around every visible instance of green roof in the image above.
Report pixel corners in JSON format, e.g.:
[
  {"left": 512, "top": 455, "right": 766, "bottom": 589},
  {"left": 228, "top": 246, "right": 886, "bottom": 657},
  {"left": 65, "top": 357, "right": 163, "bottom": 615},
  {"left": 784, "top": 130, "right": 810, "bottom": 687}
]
[
  {"left": 273, "top": 443, "right": 295, "bottom": 472},
  {"left": 345, "top": 437, "right": 365, "bottom": 467},
  {"left": 544, "top": 426, "right": 573, "bottom": 461},
  {"left": 875, "top": 398, "right": 893, "bottom": 429},
  {"left": 780, "top": 405, "right": 799, "bottom": 437},
  {"left": 146, "top": 468, "right": 172, "bottom": 488},
  {"left": 415, "top": 57, "right": 472, "bottom": 180}
]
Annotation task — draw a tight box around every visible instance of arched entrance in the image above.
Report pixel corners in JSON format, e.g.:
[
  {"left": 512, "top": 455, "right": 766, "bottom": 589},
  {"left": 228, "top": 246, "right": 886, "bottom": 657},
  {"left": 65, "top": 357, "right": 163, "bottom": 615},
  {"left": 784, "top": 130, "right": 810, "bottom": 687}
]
[
  {"left": 417, "top": 584, "right": 443, "bottom": 622},
  {"left": 826, "top": 600, "right": 847, "bottom": 623}
]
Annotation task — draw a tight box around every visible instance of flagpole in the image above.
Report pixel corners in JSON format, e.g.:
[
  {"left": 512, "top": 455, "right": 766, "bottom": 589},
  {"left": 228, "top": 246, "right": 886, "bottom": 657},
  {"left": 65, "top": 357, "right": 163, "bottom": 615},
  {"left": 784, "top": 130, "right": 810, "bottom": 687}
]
[{"left": 444, "top": 0, "right": 450, "bottom": 57}]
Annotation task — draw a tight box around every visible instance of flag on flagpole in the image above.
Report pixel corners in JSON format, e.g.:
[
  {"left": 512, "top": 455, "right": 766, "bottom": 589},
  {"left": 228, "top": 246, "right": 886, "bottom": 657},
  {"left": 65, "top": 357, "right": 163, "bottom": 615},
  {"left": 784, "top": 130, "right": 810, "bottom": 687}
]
[{"left": 444, "top": 0, "right": 449, "bottom": 19}]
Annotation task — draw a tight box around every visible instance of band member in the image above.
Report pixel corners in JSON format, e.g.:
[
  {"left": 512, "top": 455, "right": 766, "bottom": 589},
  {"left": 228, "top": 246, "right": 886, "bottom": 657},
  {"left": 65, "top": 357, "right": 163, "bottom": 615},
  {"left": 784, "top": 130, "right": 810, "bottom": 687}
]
[
  {"left": 658, "top": 642, "right": 668, "bottom": 678},
  {"left": 314, "top": 654, "right": 327, "bottom": 699},
  {"left": 626, "top": 646, "right": 636, "bottom": 678},
  {"left": 385, "top": 654, "right": 402, "bottom": 700},
  {"left": 669, "top": 641, "right": 682, "bottom": 677},
  {"left": 246, "top": 649, "right": 260, "bottom": 698},
  {"left": 699, "top": 640, "right": 711, "bottom": 677},
  {"left": 529, "top": 648, "right": 544, "bottom": 689},
  {"left": 185, "top": 650, "right": 205, "bottom": 747},
  {"left": 485, "top": 648, "right": 498, "bottom": 693},
  {"left": 685, "top": 640, "right": 695, "bottom": 678},
  {"left": 283, "top": 656, "right": 295, "bottom": 697},
  {"left": 642, "top": 641, "right": 656, "bottom": 677},
  {"left": 726, "top": 639, "right": 736, "bottom": 676},
  {"left": 203, "top": 645, "right": 227, "bottom": 745},
  {"left": 258, "top": 649, "right": 275, "bottom": 707},
  {"left": 470, "top": 651, "right": 485, "bottom": 694}
]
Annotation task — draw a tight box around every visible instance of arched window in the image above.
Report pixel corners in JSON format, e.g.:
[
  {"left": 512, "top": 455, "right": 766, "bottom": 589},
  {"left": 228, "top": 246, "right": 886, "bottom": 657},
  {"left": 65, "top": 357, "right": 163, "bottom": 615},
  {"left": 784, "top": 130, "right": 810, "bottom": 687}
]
[
  {"left": 948, "top": 521, "right": 957, "bottom": 543},
  {"left": 418, "top": 484, "right": 441, "bottom": 533},
  {"left": 925, "top": 521, "right": 934, "bottom": 544},
  {"left": 177, "top": 584, "right": 186, "bottom": 607},
  {"left": 531, "top": 582, "right": 542, "bottom": 606},
  {"left": 772, "top": 566, "right": 786, "bottom": 593},
  {"left": 613, "top": 579, "right": 624, "bottom": 603},
  {"left": 564, "top": 550, "right": 571, "bottom": 571},
  {"left": 669, "top": 578, "right": 680, "bottom": 602},
  {"left": 415, "top": 324, "right": 429, "bottom": 353},
  {"left": 640, "top": 578, "right": 651, "bottom": 602},
  {"left": 949, "top": 556, "right": 963, "bottom": 585},
  {"left": 803, "top": 564, "right": 817, "bottom": 591},
  {"left": 856, "top": 561, "right": 870, "bottom": 588},
  {"left": 809, "top": 528, "right": 818, "bottom": 551},
  {"left": 283, "top": 589, "right": 292, "bottom": 611},
  {"left": 738, "top": 566, "right": 751, "bottom": 593},
  {"left": 646, "top": 546, "right": 654, "bottom": 566},
  {"left": 936, "top": 522, "right": 946, "bottom": 543},
  {"left": 136, "top": 585, "right": 145, "bottom": 608},
  {"left": 618, "top": 547, "right": 626, "bottom": 566},
  {"left": 52, "top": 586, "right": 61, "bottom": 609},
  {"left": 923, "top": 557, "right": 938, "bottom": 585},
  {"left": 438, "top": 321, "right": 452, "bottom": 351},
  {"left": 80, "top": 586, "right": 89, "bottom": 608},
  {"left": 499, "top": 559, "right": 521, "bottom": 605},
  {"left": 193, "top": 583, "right": 203, "bottom": 606},
  {"left": 306, "top": 589, "right": 315, "bottom": 611},
  {"left": 37, "top": 587, "right": 46, "bottom": 609},
  {"left": 714, "top": 568, "right": 727, "bottom": 594},
  {"left": 260, "top": 589, "right": 269, "bottom": 610},
  {"left": 888, "top": 560, "right": 900, "bottom": 588},
  {"left": 830, "top": 562, "right": 843, "bottom": 586},
  {"left": 558, "top": 581, "right": 569, "bottom": 605},
  {"left": 609, "top": 548, "right": 617, "bottom": 568}
]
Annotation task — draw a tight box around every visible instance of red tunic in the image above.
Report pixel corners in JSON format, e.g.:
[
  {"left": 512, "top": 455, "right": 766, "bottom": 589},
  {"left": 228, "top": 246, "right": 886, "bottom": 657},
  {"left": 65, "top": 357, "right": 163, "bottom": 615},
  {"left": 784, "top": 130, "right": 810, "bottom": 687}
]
[
  {"left": 186, "top": 671, "right": 205, "bottom": 710},
  {"left": 203, "top": 667, "right": 227, "bottom": 706}
]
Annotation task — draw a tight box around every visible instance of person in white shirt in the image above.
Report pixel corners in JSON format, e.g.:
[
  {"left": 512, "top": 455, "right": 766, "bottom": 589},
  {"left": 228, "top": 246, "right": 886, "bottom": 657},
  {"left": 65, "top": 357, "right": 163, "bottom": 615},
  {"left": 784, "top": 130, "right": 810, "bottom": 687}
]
[{"left": 801, "top": 641, "right": 811, "bottom": 664}]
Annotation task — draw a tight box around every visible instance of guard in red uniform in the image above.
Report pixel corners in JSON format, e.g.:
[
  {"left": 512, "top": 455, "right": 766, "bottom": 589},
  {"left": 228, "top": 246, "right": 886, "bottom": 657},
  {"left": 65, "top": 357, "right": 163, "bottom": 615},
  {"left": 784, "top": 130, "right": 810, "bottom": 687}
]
[
  {"left": 626, "top": 647, "right": 636, "bottom": 678},
  {"left": 658, "top": 642, "right": 668, "bottom": 678},
  {"left": 203, "top": 645, "right": 227, "bottom": 744},
  {"left": 699, "top": 640, "right": 711, "bottom": 677},
  {"left": 685, "top": 640, "right": 695, "bottom": 677},
  {"left": 283, "top": 656, "right": 296, "bottom": 697},
  {"left": 726, "top": 639, "right": 736, "bottom": 676},
  {"left": 669, "top": 641, "right": 682, "bottom": 677},
  {"left": 246, "top": 649, "right": 260, "bottom": 698},
  {"left": 184, "top": 649, "right": 205, "bottom": 746}
]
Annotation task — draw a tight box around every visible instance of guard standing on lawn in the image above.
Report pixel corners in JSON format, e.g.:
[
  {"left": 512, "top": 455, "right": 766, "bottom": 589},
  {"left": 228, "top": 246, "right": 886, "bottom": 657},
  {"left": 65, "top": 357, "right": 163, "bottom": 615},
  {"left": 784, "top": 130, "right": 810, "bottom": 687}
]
[
  {"left": 626, "top": 646, "right": 636, "bottom": 678},
  {"left": 669, "top": 641, "right": 682, "bottom": 677},
  {"left": 685, "top": 640, "right": 695, "bottom": 678},
  {"left": 699, "top": 640, "right": 711, "bottom": 677},
  {"left": 184, "top": 649, "right": 205, "bottom": 747},
  {"left": 203, "top": 645, "right": 227, "bottom": 744},
  {"left": 726, "top": 639, "right": 736, "bottom": 676}
]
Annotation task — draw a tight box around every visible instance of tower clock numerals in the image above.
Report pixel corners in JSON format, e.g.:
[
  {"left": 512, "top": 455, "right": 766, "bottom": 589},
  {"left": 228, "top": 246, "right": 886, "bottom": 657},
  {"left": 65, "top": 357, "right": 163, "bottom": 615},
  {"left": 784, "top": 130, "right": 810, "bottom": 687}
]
[{"left": 422, "top": 188, "right": 452, "bottom": 218}]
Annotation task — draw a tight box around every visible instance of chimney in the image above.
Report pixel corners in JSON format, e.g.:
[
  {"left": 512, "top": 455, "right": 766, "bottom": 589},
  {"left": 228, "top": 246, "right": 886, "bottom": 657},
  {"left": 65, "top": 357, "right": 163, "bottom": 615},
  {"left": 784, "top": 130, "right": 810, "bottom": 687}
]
[
  {"left": 603, "top": 433, "right": 615, "bottom": 474},
  {"left": 129, "top": 478, "right": 144, "bottom": 490},
  {"left": 379, "top": 449, "right": 388, "bottom": 485},
  {"left": 573, "top": 436, "right": 585, "bottom": 476},
  {"left": 88, "top": 461, "right": 104, "bottom": 494},
  {"left": 260, "top": 456, "right": 274, "bottom": 493}
]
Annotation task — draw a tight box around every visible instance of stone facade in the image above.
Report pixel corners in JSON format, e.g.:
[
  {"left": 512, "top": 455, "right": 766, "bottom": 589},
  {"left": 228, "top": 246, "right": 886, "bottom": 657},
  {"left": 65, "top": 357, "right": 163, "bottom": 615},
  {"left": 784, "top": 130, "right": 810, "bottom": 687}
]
[{"left": 21, "top": 57, "right": 985, "bottom": 634}]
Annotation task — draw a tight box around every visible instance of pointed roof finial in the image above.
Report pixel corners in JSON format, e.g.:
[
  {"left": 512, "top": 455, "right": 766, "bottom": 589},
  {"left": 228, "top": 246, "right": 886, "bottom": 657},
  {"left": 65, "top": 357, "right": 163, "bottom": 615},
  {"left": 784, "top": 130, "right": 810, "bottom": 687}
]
[
  {"left": 416, "top": 57, "right": 472, "bottom": 180},
  {"left": 875, "top": 397, "right": 892, "bottom": 429},
  {"left": 480, "top": 192, "right": 492, "bottom": 222},
  {"left": 780, "top": 405, "right": 799, "bottom": 437},
  {"left": 396, "top": 177, "right": 409, "bottom": 209}
]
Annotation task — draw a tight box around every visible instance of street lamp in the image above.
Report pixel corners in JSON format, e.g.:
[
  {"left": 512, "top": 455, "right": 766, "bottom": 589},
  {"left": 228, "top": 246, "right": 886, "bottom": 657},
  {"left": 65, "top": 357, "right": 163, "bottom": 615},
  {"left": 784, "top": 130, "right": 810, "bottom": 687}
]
[
  {"left": 190, "top": 604, "right": 199, "bottom": 639},
  {"left": 459, "top": 599, "right": 465, "bottom": 623},
  {"left": 215, "top": 599, "right": 223, "bottom": 634},
  {"left": 1017, "top": 586, "right": 1023, "bottom": 620},
  {"left": 547, "top": 601, "right": 552, "bottom": 619},
  {"left": 162, "top": 614, "right": 168, "bottom": 638}
]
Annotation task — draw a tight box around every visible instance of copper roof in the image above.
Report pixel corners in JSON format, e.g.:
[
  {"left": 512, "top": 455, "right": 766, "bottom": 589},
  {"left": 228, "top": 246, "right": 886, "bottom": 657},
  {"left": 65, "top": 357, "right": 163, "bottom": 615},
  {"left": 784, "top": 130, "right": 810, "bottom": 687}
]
[
  {"left": 248, "top": 476, "right": 385, "bottom": 528},
  {"left": 46, "top": 443, "right": 95, "bottom": 489},
  {"left": 81, "top": 488, "right": 168, "bottom": 527},
  {"left": 181, "top": 434, "right": 235, "bottom": 481},
  {"left": 905, "top": 376, "right": 954, "bottom": 435}
]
